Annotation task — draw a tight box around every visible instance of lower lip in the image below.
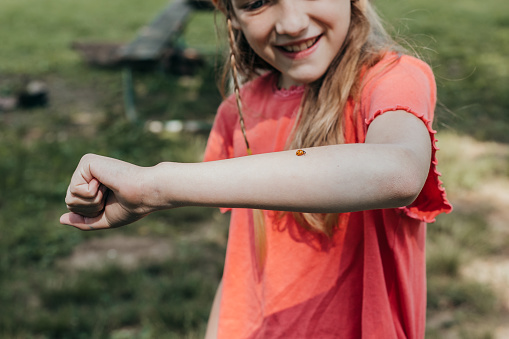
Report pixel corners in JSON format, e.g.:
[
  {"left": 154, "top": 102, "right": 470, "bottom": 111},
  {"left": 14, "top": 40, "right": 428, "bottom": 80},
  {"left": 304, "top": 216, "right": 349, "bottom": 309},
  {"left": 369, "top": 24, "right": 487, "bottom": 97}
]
[{"left": 278, "top": 36, "right": 321, "bottom": 60}]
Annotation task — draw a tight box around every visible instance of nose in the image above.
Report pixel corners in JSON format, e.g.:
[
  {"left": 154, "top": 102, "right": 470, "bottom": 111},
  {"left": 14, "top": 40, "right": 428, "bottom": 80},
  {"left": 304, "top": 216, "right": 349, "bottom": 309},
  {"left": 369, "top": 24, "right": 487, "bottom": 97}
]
[{"left": 275, "top": 2, "right": 309, "bottom": 37}]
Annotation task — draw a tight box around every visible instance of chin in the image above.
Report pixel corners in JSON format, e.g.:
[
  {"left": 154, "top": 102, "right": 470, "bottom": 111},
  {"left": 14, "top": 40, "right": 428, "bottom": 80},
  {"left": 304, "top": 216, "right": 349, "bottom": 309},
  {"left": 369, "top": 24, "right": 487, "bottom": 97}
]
[
  {"left": 286, "top": 68, "right": 327, "bottom": 85},
  {"left": 292, "top": 74, "right": 323, "bottom": 86}
]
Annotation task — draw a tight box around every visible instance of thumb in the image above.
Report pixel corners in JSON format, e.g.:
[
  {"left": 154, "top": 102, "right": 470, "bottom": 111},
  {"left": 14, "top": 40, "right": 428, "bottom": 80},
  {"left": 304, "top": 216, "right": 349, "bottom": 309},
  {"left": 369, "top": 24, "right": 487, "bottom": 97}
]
[{"left": 60, "top": 212, "right": 111, "bottom": 231}]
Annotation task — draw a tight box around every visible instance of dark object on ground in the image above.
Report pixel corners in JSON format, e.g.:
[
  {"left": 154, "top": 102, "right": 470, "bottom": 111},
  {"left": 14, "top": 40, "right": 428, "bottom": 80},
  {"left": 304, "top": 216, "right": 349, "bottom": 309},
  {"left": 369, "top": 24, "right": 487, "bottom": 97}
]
[{"left": 17, "top": 81, "right": 49, "bottom": 109}]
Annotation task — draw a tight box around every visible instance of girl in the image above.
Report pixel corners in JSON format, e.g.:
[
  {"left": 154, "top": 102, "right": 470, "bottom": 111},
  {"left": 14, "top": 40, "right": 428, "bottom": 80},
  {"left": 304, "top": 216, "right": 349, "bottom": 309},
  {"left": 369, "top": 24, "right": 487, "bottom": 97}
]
[{"left": 61, "top": 0, "right": 452, "bottom": 337}]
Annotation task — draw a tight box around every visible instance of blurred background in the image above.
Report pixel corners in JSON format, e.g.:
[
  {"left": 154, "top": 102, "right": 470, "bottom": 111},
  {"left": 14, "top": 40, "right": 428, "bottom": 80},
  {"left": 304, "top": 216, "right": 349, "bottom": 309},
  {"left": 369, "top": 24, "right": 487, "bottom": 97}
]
[{"left": 0, "top": 0, "right": 508, "bottom": 338}]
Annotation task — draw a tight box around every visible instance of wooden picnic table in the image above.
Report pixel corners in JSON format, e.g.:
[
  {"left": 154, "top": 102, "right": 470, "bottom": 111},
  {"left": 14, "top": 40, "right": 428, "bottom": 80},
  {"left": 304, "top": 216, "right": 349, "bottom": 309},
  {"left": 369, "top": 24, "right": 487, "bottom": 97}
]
[
  {"left": 119, "top": 0, "right": 213, "bottom": 121},
  {"left": 119, "top": 0, "right": 194, "bottom": 64}
]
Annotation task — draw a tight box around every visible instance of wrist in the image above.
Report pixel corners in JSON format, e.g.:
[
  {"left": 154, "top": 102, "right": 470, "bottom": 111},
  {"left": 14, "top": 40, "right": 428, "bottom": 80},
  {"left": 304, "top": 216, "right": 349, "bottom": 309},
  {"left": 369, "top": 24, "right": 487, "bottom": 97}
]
[{"left": 144, "top": 162, "right": 186, "bottom": 211}]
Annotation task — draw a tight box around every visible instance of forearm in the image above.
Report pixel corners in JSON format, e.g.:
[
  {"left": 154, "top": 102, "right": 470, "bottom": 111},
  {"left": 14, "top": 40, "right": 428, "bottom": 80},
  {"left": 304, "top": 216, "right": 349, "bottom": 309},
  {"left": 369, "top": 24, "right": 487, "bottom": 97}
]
[
  {"left": 61, "top": 111, "right": 431, "bottom": 230},
  {"left": 149, "top": 143, "right": 426, "bottom": 214}
]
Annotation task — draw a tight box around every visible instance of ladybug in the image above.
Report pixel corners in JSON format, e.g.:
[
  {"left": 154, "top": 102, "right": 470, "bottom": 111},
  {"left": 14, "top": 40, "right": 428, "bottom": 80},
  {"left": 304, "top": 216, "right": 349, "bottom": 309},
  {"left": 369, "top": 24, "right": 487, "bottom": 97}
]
[{"left": 296, "top": 149, "right": 306, "bottom": 156}]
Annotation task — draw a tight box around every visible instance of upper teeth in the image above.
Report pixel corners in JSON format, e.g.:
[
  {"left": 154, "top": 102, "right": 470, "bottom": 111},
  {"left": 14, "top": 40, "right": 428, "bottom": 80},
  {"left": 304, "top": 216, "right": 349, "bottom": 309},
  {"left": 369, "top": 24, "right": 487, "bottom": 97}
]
[{"left": 281, "top": 38, "right": 317, "bottom": 52}]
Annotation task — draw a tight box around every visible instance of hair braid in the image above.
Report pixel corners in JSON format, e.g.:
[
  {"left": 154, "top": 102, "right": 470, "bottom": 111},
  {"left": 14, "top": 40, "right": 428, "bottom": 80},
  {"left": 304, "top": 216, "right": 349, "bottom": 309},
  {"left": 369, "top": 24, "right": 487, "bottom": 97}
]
[
  {"left": 227, "top": 18, "right": 252, "bottom": 156},
  {"left": 227, "top": 18, "right": 267, "bottom": 272}
]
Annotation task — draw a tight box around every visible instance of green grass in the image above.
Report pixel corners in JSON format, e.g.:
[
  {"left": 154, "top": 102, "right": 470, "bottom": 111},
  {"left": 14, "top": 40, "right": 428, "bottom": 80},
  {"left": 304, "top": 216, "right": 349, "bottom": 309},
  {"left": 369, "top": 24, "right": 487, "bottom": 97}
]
[
  {"left": 0, "top": 1, "right": 225, "bottom": 337},
  {"left": 0, "top": 113, "right": 226, "bottom": 338},
  {"left": 1, "top": 242, "right": 224, "bottom": 338},
  {"left": 0, "top": 0, "right": 508, "bottom": 337},
  {"left": 377, "top": 0, "right": 509, "bottom": 142},
  {"left": 0, "top": 0, "right": 170, "bottom": 74}
]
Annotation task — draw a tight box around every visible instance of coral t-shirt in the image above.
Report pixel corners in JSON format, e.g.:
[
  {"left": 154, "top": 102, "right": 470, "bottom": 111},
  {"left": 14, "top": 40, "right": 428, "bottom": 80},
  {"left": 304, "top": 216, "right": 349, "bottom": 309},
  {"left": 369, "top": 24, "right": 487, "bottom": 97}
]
[{"left": 203, "top": 54, "right": 452, "bottom": 339}]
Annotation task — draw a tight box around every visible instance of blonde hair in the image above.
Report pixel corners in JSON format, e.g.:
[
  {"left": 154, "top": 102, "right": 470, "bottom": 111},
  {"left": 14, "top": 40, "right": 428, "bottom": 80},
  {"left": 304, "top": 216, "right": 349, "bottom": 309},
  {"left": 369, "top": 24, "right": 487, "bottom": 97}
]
[{"left": 217, "top": 0, "right": 401, "bottom": 237}]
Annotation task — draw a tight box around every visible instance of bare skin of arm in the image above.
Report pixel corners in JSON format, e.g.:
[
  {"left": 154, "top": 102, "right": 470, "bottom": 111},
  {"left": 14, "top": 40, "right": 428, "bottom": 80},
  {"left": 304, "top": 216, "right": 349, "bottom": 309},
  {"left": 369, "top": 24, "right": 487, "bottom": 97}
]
[
  {"left": 204, "top": 279, "right": 222, "bottom": 339},
  {"left": 60, "top": 110, "right": 431, "bottom": 230}
]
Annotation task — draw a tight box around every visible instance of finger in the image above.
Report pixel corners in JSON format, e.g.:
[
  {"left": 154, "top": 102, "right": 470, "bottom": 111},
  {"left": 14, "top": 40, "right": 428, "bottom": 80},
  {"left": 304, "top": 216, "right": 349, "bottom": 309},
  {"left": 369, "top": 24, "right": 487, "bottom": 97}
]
[
  {"left": 68, "top": 178, "right": 102, "bottom": 200},
  {"left": 60, "top": 212, "right": 111, "bottom": 231},
  {"left": 88, "top": 178, "right": 101, "bottom": 196},
  {"left": 65, "top": 185, "right": 108, "bottom": 217},
  {"left": 66, "top": 181, "right": 106, "bottom": 204}
]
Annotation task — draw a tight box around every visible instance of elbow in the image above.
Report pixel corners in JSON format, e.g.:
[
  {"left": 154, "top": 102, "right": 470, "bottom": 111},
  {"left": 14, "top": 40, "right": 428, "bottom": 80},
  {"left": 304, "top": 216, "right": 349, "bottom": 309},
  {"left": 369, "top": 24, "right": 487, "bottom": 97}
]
[
  {"left": 384, "top": 149, "right": 429, "bottom": 208},
  {"left": 390, "top": 176, "right": 424, "bottom": 208}
]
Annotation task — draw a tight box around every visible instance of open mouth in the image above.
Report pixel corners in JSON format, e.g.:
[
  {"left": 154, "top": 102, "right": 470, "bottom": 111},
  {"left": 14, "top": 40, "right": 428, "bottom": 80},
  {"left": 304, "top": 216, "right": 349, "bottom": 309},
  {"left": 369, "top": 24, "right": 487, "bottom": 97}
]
[{"left": 278, "top": 35, "right": 321, "bottom": 53}]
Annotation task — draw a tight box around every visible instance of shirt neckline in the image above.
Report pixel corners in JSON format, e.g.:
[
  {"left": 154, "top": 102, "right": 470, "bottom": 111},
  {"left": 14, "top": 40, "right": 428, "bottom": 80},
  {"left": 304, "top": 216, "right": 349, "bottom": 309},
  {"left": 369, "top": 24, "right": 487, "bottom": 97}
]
[{"left": 269, "top": 73, "right": 305, "bottom": 99}]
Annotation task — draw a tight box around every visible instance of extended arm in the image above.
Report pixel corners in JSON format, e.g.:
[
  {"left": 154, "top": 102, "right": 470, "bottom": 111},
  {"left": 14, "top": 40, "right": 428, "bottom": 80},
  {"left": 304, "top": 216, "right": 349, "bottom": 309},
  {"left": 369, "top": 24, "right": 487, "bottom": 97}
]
[{"left": 61, "top": 110, "right": 431, "bottom": 230}]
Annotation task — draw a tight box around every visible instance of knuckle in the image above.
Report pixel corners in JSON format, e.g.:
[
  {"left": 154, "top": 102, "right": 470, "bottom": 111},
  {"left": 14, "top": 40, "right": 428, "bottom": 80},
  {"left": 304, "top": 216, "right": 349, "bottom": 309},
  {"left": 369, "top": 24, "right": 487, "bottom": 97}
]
[
  {"left": 80, "top": 153, "right": 98, "bottom": 167},
  {"left": 81, "top": 153, "right": 94, "bottom": 162}
]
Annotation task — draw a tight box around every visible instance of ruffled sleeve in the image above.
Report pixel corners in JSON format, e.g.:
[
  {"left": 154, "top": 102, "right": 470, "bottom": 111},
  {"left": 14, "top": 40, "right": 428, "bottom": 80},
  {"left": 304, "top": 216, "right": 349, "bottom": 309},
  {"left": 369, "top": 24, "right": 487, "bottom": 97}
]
[{"left": 362, "top": 54, "right": 452, "bottom": 222}]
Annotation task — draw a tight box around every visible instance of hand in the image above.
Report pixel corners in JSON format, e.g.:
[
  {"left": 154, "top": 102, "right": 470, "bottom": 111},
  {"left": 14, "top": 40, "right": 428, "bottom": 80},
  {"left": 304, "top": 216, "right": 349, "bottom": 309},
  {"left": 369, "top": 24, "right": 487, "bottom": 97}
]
[{"left": 60, "top": 154, "right": 153, "bottom": 231}]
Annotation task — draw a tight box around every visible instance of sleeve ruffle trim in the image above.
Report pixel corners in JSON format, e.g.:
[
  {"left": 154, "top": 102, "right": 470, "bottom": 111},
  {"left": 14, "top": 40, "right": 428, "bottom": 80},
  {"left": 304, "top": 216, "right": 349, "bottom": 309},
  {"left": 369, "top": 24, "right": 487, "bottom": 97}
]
[{"left": 365, "top": 105, "right": 453, "bottom": 223}]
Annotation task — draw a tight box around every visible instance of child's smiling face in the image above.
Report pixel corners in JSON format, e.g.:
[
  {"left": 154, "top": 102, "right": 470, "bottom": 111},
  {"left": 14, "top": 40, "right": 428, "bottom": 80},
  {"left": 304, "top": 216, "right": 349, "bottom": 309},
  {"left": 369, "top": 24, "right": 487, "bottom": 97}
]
[{"left": 230, "top": 0, "right": 352, "bottom": 89}]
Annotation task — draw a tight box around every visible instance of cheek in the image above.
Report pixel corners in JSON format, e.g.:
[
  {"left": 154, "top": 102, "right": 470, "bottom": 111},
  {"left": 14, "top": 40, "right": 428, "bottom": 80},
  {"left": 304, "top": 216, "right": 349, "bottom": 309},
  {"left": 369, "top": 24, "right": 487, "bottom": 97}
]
[
  {"left": 241, "top": 24, "right": 275, "bottom": 58},
  {"left": 320, "top": 0, "right": 351, "bottom": 27},
  {"left": 323, "top": 8, "right": 351, "bottom": 47}
]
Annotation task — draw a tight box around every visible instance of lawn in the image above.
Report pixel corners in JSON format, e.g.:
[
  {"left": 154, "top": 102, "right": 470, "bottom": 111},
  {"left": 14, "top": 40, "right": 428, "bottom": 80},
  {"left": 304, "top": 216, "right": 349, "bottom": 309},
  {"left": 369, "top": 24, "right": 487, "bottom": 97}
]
[{"left": 0, "top": 0, "right": 508, "bottom": 338}]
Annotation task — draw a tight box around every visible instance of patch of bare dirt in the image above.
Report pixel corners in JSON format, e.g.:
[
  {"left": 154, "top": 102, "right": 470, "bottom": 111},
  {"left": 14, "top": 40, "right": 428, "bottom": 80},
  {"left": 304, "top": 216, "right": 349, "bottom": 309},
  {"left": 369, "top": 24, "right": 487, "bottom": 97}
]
[
  {"left": 58, "top": 234, "right": 174, "bottom": 270},
  {"left": 494, "top": 326, "right": 509, "bottom": 339},
  {"left": 478, "top": 180, "right": 509, "bottom": 236},
  {"left": 58, "top": 217, "right": 228, "bottom": 272},
  {"left": 462, "top": 258, "right": 509, "bottom": 309}
]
